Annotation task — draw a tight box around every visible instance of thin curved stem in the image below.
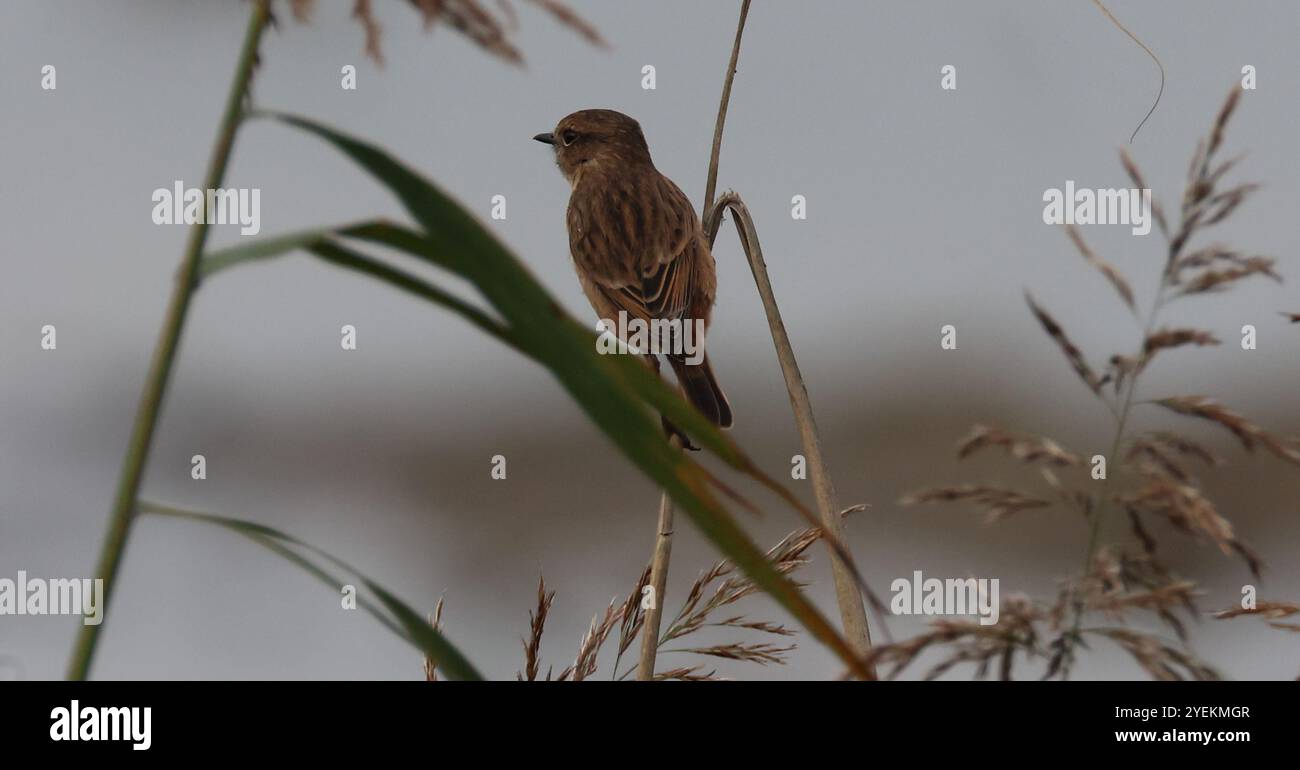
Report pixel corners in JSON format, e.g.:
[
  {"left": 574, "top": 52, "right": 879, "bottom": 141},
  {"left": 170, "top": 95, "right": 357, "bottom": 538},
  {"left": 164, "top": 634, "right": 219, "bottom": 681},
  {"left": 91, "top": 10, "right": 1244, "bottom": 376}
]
[
  {"left": 636, "top": 456, "right": 679, "bottom": 681},
  {"left": 708, "top": 193, "right": 878, "bottom": 671},
  {"left": 702, "top": 0, "right": 751, "bottom": 220}
]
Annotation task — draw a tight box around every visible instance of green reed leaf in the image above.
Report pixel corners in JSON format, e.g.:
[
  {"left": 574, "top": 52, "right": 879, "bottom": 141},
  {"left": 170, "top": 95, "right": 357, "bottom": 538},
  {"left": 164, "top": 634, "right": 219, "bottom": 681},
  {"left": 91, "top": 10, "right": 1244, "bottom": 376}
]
[{"left": 139, "top": 501, "right": 483, "bottom": 681}]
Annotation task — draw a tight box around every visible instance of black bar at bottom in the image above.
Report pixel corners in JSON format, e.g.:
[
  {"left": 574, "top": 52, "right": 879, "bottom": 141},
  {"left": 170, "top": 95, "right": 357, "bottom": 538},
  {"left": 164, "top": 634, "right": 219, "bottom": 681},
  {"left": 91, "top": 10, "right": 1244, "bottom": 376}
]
[{"left": 0, "top": 680, "right": 1289, "bottom": 756}]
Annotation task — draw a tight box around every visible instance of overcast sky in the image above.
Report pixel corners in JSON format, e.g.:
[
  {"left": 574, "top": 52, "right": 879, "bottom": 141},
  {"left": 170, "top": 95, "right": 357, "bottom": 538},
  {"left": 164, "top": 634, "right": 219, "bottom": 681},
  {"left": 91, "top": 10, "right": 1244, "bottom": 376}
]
[{"left": 2, "top": 1, "right": 1298, "bottom": 680}]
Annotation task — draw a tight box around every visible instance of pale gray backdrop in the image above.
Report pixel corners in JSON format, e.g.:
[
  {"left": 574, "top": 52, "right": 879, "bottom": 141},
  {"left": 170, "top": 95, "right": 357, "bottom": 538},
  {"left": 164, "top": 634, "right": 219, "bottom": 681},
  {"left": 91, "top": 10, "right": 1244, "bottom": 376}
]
[{"left": 1, "top": 0, "right": 1298, "bottom": 680}]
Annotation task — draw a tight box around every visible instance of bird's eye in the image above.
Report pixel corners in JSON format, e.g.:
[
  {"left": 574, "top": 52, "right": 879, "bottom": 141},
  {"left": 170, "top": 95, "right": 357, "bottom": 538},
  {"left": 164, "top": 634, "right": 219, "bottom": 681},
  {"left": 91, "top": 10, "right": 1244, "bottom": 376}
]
[{"left": 561, "top": 129, "right": 578, "bottom": 147}]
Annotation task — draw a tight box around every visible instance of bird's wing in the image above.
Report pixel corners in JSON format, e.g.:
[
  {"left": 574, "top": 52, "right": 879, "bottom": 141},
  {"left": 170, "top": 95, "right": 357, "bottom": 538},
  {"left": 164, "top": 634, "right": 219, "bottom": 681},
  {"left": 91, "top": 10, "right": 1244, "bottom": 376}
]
[{"left": 580, "top": 174, "right": 699, "bottom": 325}]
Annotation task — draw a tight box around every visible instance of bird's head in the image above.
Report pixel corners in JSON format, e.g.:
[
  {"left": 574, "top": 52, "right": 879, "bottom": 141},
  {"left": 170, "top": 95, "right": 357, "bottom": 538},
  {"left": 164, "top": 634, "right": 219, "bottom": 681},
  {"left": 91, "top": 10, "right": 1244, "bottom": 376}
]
[{"left": 534, "top": 109, "right": 652, "bottom": 183}]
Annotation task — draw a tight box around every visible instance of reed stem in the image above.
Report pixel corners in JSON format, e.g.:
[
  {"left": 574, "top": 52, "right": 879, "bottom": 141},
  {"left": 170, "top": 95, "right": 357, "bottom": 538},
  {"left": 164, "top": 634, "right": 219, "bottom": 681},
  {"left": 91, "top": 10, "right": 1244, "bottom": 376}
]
[
  {"left": 700, "top": 0, "right": 876, "bottom": 674},
  {"left": 66, "top": 0, "right": 273, "bottom": 680},
  {"left": 702, "top": 0, "right": 751, "bottom": 219},
  {"left": 637, "top": 0, "right": 753, "bottom": 683},
  {"left": 635, "top": 481, "right": 677, "bottom": 680}
]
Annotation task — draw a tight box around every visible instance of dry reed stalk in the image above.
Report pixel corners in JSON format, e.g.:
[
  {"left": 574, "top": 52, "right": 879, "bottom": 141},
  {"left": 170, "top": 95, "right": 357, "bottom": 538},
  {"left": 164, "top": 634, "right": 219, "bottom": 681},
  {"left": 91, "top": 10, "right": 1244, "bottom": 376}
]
[
  {"left": 630, "top": 0, "right": 880, "bottom": 680},
  {"left": 705, "top": 192, "right": 880, "bottom": 671},
  {"left": 632, "top": 0, "right": 753, "bottom": 683},
  {"left": 635, "top": 473, "right": 677, "bottom": 680},
  {"left": 702, "top": 0, "right": 751, "bottom": 219}
]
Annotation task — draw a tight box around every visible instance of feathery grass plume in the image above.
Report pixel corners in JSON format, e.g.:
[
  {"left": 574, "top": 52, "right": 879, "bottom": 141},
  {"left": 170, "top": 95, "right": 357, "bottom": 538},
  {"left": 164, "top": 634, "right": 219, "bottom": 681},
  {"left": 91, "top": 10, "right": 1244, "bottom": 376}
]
[
  {"left": 1120, "top": 149, "right": 1167, "bottom": 235},
  {"left": 1085, "top": 628, "right": 1220, "bottom": 681},
  {"left": 525, "top": 0, "right": 607, "bottom": 47},
  {"left": 1174, "top": 258, "right": 1279, "bottom": 296},
  {"left": 667, "top": 642, "right": 796, "bottom": 666},
  {"left": 285, "top": 0, "right": 603, "bottom": 65},
  {"left": 513, "top": 520, "right": 840, "bottom": 681},
  {"left": 1153, "top": 396, "right": 1300, "bottom": 467},
  {"left": 865, "top": 595, "right": 1043, "bottom": 681},
  {"left": 351, "top": 0, "right": 384, "bottom": 63},
  {"left": 654, "top": 666, "right": 720, "bottom": 681},
  {"left": 901, "top": 485, "right": 1051, "bottom": 524},
  {"left": 892, "top": 89, "right": 1293, "bottom": 680},
  {"left": 610, "top": 565, "right": 649, "bottom": 677},
  {"left": 423, "top": 596, "right": 445, "bottom": 681},
  {"left": 1064, "top": 225, "right": 1136, "bottom": 312},
  {"left": 715, "top": 617, "right": 795, "bottom": 636},
  {"left": 1215, "top": 601, "right": 1300, "bottom": 677},
  {"left": 1215, "top": 601, "right": 1300, "bottom": 630},
  {"left": 1125, "top": 431, "right": 1218, "bottom": 483},
  {"left": 557, "top": 600, "right": 624, "bottom": 682},
  {"left": 1024, "top": 293, "right": 1103, "bottom": 394},
  {"left": 1139, "top": 328, "right": 1219, "bottom": 368},
  {"left": 518, "top": 576, "right": 554, "bottom": 681},
  {"left": 1120, "top": 475, "right": 1262, "bottom": 577},
  {"left": 1063, "top": 548, "right": 1199, "bottom": 640},
  {"left": 956, "top": 425, "right": 1082, "bottom": 467},
  {"left": 1044, "top": 550, "right": 1209, "bottom": 677},
  {"left": 659, "top": 526, "right": 821, "bottom": 648}
]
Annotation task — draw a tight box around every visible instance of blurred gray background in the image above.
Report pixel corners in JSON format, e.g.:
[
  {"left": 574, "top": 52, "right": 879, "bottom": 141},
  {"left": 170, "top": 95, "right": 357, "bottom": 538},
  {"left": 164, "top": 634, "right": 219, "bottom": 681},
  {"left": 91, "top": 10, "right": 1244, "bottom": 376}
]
[{"left": 2, "top": 0, "right": 1298, "bottom": 680}]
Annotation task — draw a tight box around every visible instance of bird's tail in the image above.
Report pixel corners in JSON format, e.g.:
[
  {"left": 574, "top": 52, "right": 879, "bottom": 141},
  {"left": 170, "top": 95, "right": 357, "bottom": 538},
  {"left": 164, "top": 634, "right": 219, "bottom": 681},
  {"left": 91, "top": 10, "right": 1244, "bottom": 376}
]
[{"left": 667, "top": 352, "right": 733, "bottom": 429}]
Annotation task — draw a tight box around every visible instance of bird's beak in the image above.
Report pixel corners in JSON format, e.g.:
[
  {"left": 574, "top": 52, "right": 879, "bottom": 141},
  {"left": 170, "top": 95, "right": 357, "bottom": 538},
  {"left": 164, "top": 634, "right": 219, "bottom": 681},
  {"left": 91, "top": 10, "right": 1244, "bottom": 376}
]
[{"left": 533, "top": 132, "right": 556, "bottom": 145}]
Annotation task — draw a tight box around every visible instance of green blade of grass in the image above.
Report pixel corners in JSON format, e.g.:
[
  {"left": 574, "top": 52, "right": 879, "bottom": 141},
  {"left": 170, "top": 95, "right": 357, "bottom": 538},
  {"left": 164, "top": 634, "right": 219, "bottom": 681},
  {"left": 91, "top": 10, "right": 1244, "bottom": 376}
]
[
  {"left": 196, "top": 223, "right": 360, "bottom": 281},
  {"left": 201, "top": 226, "right": 523, "bottom": 354},
  {"left": 139, "top": 500, "right": 483, "bottom": 681}
]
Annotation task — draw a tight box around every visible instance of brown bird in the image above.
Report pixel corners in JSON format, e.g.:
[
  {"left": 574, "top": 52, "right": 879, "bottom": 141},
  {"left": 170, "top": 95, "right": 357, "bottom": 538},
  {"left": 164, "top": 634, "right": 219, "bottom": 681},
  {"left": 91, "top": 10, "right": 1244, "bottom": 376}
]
[{"left": 535, "top": 109, "right": 733, "bottom": 431}]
